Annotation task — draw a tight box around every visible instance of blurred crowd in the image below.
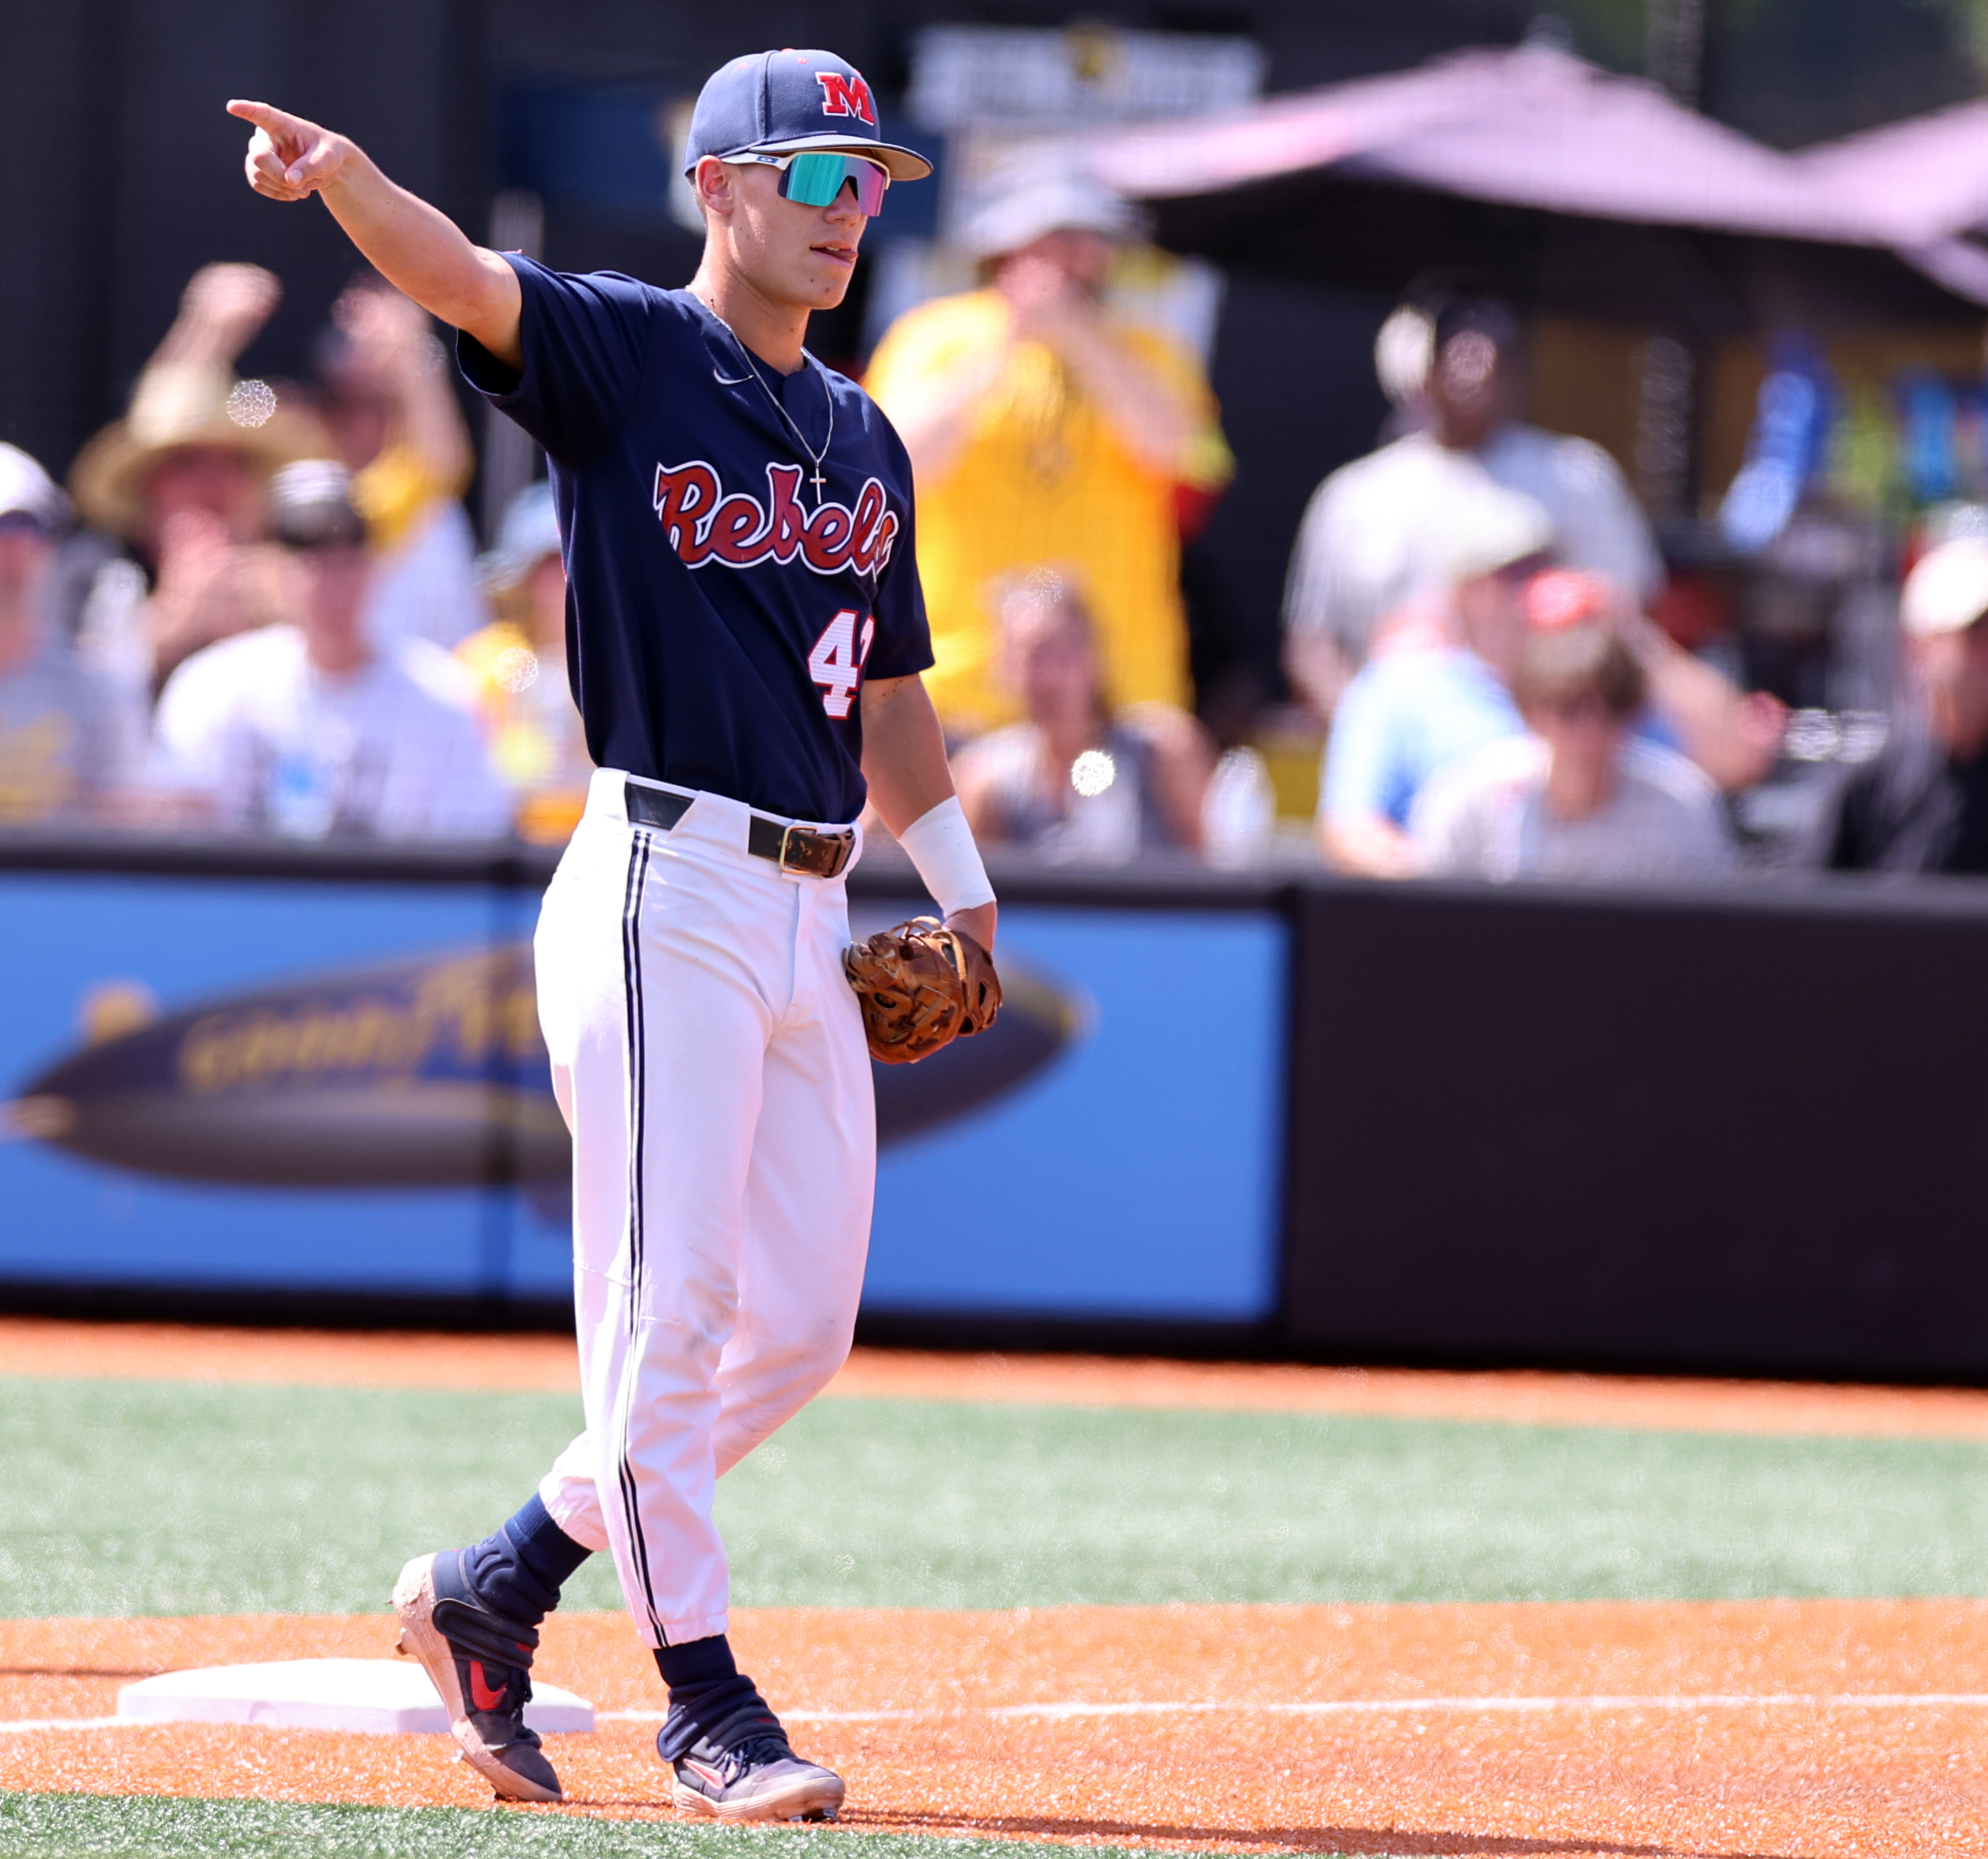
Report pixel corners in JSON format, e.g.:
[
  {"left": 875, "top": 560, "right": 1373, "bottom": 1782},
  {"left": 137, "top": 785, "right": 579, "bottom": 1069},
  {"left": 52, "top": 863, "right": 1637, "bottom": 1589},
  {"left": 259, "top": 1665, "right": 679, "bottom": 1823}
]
[
  {"left": 8, "top": 171, "right": 1988, "bottom": 888},
  {"left": 1286, "top": 287, "right": 1784, "bottom": 886},
  {"left": 0, "top": 261, "right": 583, "bottom": 844}
]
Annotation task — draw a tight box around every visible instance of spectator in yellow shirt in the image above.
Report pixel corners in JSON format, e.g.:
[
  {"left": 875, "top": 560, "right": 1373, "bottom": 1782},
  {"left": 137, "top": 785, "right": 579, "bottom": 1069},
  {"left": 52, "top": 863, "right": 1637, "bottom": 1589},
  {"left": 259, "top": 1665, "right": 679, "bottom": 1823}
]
[{"left": 865, "top": 168, "right": 1231, "bottom": 737}]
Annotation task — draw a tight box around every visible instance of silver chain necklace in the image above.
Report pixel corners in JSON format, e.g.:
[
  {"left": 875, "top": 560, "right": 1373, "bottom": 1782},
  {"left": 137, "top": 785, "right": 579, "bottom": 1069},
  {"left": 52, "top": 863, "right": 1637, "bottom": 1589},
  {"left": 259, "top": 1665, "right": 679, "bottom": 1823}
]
[{"left": 702, "top": 299, "right": 836, "bottom": 504}]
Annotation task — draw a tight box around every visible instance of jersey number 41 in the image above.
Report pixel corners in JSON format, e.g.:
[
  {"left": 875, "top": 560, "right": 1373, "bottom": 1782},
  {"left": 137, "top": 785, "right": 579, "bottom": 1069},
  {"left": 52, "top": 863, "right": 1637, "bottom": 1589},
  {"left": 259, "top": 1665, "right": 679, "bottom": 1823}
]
[{"left": 808, "top": 609, "right": 876, "bottom": 719}]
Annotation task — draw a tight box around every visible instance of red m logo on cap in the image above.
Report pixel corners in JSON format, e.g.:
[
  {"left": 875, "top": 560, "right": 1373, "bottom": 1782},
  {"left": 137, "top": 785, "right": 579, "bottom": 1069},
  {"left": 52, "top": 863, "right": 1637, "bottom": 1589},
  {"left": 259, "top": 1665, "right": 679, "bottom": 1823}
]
[{"left": 816, "top": 72, "right": 876, "bottom": 124}]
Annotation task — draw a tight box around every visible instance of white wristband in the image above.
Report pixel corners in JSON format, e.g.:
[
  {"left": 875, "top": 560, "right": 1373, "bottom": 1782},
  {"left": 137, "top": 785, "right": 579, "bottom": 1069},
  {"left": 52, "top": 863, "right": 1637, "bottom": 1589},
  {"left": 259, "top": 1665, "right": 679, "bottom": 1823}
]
[{"left": 896, "top": 796, "right": 995, "bottom": 915}]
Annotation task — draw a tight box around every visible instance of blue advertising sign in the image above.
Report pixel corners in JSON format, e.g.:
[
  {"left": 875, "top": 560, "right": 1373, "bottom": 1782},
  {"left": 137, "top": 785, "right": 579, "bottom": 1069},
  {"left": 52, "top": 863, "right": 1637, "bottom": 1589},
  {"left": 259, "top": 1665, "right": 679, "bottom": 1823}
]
[
  {"left": 859, "top": 902, "right": 1286, "bottom": 1321},
  {"left": 0, "top": 870, "right": 1286, "bottom": 1323},
  {"left": 0, "top": 873, "right": 533, "bottom": 1297}
]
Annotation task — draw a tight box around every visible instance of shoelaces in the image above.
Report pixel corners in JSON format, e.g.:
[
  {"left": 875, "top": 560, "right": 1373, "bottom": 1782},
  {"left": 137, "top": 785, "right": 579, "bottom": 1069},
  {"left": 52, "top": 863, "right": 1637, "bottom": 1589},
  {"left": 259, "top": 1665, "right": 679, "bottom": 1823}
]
[{"left": 716, "top": 1735, "right": 792, "bottom": 1781}]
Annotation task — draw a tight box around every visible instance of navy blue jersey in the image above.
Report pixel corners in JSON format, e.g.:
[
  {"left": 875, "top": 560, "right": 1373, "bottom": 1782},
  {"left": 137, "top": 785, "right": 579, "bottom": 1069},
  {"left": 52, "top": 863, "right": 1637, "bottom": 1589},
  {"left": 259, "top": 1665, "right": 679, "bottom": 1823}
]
[{"left": 459, "top": 256, "right": 932, "bottom": 823}]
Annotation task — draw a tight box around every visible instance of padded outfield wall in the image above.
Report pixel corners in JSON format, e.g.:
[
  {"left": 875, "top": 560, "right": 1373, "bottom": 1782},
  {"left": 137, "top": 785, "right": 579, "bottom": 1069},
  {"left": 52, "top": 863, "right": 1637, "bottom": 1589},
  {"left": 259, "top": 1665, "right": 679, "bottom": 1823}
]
[{"left": 0, "top": 837, "right": 1983, "bottom": 1379}]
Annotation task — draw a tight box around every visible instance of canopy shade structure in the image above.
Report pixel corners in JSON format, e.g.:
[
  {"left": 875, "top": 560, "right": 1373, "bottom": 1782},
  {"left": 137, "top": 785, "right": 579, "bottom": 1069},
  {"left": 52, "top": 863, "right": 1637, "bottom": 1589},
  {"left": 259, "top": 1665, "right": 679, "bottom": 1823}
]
[
  {"left": 1795, "top": 102, "right": 1988, "bottom": 304},
  {"left": 1066, "top": 44, "right": 1986, "bottom": 335}
]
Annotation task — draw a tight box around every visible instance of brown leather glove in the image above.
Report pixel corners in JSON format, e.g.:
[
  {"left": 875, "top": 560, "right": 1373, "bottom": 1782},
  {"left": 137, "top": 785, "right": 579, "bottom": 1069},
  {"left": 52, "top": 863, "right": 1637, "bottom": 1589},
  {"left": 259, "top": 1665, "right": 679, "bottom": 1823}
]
[{"left": 844, "top": 917, "right": 1002, "bottom": 1064}]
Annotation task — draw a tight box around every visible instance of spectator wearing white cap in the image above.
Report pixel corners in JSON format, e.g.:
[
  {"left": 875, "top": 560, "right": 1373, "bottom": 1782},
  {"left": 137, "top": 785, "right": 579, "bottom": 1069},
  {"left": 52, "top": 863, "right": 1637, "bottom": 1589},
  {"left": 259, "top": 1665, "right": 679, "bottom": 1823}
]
[
  {"left": 1817, "top": 536, "right": 1988, "bottom": 875},
  {"left": 1323, "top": 499, "right": 1774, "bottom": 881},
  {"left": 1318, "top": 478, "right": 1555, "bottom": 876},
  {"left": 453, "top": 481, "right": 594, "bottom": 842},
  {"left": 865, "top": 157, "right": 1231, "bottom": 735},
  {"left": 151, "top": 460, "right": 510, "bottom": 841},
  {"left": 0, "top": 444, "right": 137, "bottom": 825}
]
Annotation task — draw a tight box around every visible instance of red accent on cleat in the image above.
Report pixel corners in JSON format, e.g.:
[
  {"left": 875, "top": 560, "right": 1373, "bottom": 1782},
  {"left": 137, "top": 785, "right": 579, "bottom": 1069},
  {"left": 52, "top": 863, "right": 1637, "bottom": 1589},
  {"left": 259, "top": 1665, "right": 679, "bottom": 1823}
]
[{"left": 469, "top": 1661, "right": 507, "bottom": 1711}]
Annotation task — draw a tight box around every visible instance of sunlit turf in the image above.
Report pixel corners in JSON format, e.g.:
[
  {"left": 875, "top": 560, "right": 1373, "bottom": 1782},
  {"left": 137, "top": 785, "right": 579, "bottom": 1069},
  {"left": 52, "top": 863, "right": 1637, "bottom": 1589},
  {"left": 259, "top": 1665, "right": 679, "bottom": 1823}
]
[
  {"left": 0, "top": 1792, "right": 1190, "bottom": 1859},
  {"left": 6, "top": 1372, "right": 1988, "bottom": 1617}
]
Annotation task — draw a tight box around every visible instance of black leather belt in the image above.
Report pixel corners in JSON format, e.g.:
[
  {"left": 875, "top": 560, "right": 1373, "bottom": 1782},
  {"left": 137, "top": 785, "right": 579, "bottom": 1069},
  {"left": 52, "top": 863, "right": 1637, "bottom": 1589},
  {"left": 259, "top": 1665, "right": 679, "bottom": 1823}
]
[{"left": 624, "top": 782, "right": 855, "bottom": 879}]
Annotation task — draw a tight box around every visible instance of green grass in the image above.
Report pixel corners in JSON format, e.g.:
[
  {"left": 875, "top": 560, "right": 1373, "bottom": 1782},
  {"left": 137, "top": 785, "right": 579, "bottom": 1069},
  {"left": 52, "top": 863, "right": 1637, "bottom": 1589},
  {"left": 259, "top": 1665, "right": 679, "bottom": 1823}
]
[
  {"left": 7, "top": 1373, "right": 1988, "bottom": 1617},
  {"left": 0, "top": 1793, "right": 1201, "bottom": 1859}
]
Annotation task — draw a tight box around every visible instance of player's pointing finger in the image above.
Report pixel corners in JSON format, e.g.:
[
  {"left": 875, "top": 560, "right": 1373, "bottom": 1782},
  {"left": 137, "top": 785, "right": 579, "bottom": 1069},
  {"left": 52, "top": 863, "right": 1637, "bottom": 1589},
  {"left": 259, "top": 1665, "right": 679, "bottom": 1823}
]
[
  {"left": 227, "top": 99, "right": 294, "bottom": 135},
  {"left": 229, "top": 100, "right": 349, "bottom": 199}
]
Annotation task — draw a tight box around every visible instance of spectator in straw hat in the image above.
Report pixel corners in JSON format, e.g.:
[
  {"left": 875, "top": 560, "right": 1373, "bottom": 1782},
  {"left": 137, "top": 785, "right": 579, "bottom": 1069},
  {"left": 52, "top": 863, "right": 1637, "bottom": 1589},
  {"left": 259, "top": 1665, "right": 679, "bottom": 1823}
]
[
  {"left": 865, "top": 156, "right": 1231, "bottom": 737},
  {"left": 0, "top": 445, "right": 137, "bottom": 824},
  {"left": 1817, "top": 535, "right": 1988, "bottom": 875},
  {"left": 66, "top": 263, "right": 331, "bottom": 696},
  {"left": 150, "top": 460, "right": 509, "bottom": 841}
]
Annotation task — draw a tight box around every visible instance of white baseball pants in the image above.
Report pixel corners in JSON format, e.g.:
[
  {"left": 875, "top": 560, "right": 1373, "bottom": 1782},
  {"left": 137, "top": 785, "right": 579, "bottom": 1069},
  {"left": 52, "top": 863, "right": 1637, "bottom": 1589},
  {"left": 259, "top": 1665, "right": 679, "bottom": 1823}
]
[{"left": 531, "top": 769, "right": 875, "bottom": 1646}]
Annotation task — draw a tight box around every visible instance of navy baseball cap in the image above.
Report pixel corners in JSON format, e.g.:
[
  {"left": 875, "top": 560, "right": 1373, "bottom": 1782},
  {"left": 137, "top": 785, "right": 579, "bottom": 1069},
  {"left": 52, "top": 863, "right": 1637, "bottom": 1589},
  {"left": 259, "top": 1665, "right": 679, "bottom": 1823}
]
[{"left": 684, "top": 49, "right": 932, "bottom": 183}]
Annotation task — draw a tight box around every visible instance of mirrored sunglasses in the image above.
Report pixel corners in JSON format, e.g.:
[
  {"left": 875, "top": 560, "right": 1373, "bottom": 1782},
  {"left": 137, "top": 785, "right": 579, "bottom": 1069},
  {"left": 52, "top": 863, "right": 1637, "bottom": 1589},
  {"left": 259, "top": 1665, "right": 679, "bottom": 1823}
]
[{"left": 738, "top": 151, "right": 890, "bottom": 216}]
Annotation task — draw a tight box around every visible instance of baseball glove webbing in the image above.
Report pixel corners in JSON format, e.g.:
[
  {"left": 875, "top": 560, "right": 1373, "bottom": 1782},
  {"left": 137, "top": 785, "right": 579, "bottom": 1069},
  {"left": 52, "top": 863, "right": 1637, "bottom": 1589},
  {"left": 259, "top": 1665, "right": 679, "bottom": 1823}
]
[{"left": 844, "top": 918, "right": 1002, "bottom": 1064}]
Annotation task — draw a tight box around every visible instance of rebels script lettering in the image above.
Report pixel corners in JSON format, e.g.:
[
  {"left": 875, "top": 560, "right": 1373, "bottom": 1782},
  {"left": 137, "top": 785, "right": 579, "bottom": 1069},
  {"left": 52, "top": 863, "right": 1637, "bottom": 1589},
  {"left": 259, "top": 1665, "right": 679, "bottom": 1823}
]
[{"left": 653, "top": 462, "right": 900, "bottom": 577}]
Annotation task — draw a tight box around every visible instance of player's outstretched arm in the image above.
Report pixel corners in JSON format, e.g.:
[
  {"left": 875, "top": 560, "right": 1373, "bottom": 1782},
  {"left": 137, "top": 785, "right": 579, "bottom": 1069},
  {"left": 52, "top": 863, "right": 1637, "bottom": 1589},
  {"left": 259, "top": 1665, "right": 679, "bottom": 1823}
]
[{"left": 226, "top": 100, "right": 522, "bottom": 368}]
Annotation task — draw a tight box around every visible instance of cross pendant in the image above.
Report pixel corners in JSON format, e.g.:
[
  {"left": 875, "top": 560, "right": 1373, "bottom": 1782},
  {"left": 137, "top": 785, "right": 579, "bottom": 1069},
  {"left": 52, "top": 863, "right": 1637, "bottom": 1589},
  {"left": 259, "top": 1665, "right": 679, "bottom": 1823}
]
[{"left": 810, "top": 463, "right": 828, "bottom": 501}]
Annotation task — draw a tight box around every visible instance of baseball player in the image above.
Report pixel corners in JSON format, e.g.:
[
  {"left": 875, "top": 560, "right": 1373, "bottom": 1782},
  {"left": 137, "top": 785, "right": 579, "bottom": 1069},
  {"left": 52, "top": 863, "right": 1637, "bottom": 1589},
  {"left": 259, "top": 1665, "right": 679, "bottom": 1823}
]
[{"left": 230, "top": 50, "right": 998, "bottom": 1822}]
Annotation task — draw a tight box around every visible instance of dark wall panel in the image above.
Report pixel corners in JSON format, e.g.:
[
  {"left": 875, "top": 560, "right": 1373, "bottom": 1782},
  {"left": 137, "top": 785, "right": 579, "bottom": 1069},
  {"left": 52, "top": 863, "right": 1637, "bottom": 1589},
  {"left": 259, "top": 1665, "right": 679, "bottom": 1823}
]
[
  {"left": 1284, "top": 879, "right": 1988, "bottom": 1379},
  {"left": 113, "top": 0, "right": 488, "bottom": 412},
  {"left": 0, "top": 2, "right": 124, "bottom": 465},
  {"left": 0, "top": 0, "right": 487, "bottom": 476}
]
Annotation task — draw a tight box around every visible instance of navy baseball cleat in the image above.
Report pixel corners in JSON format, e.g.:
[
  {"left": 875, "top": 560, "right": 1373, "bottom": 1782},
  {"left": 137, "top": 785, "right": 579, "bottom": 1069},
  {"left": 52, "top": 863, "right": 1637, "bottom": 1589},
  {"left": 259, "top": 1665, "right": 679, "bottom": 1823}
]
[
  {"left": 393, "top": 1550, "right": 564, "bottom": 1803},
  {"left": 667, "top": 1728, "right": 846, "bottom": 1822}
]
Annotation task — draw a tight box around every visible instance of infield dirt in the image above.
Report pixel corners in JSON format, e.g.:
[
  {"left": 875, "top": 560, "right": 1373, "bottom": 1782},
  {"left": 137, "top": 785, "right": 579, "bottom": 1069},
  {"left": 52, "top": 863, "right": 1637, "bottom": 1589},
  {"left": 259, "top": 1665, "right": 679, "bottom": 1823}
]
[
  {"left": 12, "top": 1323, "right": 1988, "bottom": 1853},
  {"left": 7, "top": 1599, "right": 1988, "bottom": 1857}
]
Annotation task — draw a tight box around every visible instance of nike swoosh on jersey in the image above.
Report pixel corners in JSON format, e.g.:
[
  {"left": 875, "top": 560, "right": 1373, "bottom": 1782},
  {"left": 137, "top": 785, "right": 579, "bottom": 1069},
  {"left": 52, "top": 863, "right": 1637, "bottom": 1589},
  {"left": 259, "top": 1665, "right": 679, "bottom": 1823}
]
[{"left": 713, "top": 370, "right": 755, "bottom": 385}]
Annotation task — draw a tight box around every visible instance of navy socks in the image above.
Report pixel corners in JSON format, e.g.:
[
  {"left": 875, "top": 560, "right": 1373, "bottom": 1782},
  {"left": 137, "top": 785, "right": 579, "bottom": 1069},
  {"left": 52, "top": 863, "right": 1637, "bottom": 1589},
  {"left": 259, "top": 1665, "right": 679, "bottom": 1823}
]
[
  {"left": 457, "top": 1504, "right": 776, "bottom": 1757},
  {"left": 654, "top": 1633, "right": 739, "bottom": 1691},
  {"left": 653, "top": 1634, "right": 783, "bottom": 1758},
  {"left": 462, "top": 1494, "right": 592, "bottom": 1630}
]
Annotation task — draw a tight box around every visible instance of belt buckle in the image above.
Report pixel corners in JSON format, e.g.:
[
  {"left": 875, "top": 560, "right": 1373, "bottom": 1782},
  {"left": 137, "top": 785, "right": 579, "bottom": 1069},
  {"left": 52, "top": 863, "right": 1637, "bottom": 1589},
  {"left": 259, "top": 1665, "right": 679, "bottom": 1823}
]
[{"left": 778, "top": 823, "right": 852, "bottom": 879}]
